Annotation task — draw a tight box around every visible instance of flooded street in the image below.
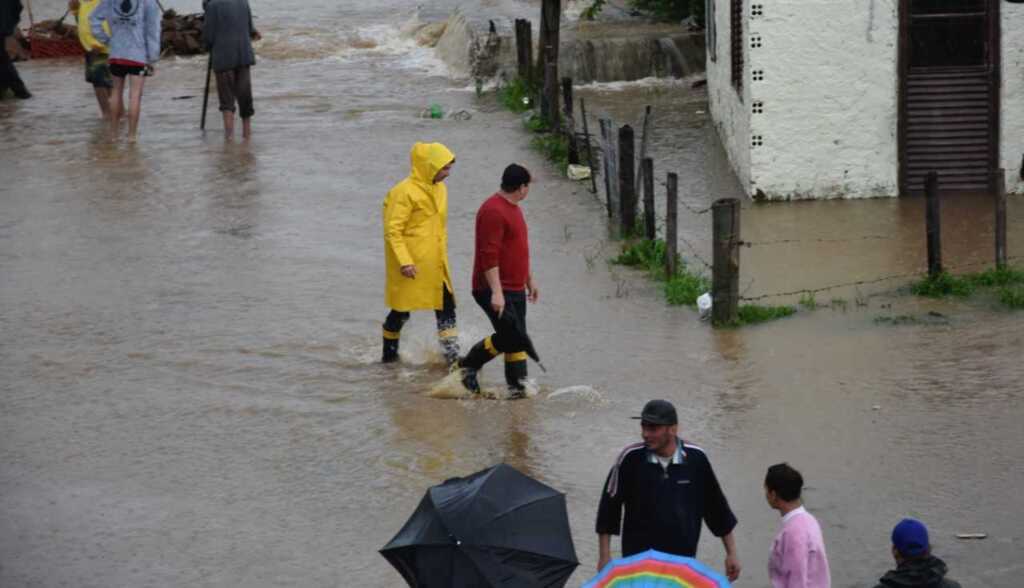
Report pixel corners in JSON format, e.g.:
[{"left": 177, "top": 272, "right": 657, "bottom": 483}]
[{"left": 2, "top": 1, "right": 1023, "bottom": 587}]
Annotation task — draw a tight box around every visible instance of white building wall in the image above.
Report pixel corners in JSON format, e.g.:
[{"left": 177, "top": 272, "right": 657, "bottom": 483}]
[
  {"left": 1002, "top": 3, "right": 1024, "bottom": 195},
  {"left": 749, "top": 0, "right": 900, "bottom": 200},
  {"left": 707, "top": 0, "right": 752, "bottom": 194}
]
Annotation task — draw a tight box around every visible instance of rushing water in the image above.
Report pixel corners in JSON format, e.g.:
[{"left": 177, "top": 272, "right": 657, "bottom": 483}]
[{"left": 2, "top": 1, "right": 1023, "bottom": 587}]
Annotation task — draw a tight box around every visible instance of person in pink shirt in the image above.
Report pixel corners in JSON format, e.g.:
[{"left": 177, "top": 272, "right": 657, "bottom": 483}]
[{"left": 765, "top": 463, "right": 831, "bottom": 588}]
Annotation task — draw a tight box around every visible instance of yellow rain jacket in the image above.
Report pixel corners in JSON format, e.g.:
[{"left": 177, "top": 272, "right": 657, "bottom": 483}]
[
  {"left": 383, "top": 142, "right": 456, "bottom": 311},
  {"left": 75, "top": 0, "right": 110, "bottom": 54}
]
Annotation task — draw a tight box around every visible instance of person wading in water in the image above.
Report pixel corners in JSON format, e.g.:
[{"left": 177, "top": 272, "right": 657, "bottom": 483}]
[{"left": 381, "top": 142, "right": 459, "bottom": 366}]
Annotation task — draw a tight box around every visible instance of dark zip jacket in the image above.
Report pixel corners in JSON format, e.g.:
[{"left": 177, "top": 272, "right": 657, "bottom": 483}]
[
  {"left": 873, "top": 555, "right": 962, "bottom": 588},
  {"left": 596, "top": 438, "right": 737, "bottom": 557}
]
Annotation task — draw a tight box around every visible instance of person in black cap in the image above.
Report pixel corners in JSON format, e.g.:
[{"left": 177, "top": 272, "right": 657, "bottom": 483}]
[
  {"left": 595, "top": 399, "right": 741, "bottom": 581},
  {"left": 872, "top": 518, "right": 961, "bottom": 588},
  {"left": 457, "top": 164, "right": 537, "bottom": 398}
]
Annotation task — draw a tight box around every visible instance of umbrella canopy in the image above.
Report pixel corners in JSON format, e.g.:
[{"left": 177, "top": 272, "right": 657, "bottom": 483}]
[
  {"left": 583, "top": 550, "right": 731, "bottom": 588},
  {"left": 497, "top": 306, "right": 545, "bottom": 372},
  {"left": 381, "top": 463, "right": 578, "bottom": 587}
]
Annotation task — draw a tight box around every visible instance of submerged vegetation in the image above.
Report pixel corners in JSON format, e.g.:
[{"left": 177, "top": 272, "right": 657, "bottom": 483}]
[
  {"left": 611, "top": 238, "right": 795, "bottom": 326},
  {"left": 910, "top": 266, "right": 1024, "bottom": 309}
]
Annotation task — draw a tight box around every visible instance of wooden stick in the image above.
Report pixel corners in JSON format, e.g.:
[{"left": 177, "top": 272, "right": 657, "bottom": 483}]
[
  {"left": 643, "top": 158, "right": 655, "bottom": 240},
  {"left": 579, "top": 98, "right": 598, "bottom": 195},
  {"left": 200, "top": 54, "right": 212, "bottom": 130},
  {"left": 635, "top": 105, "right": 652, "bottom": 195}
]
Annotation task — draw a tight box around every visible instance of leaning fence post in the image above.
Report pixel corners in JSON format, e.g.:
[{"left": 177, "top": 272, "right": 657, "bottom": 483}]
[
  {"left": 579, "top": 98, "right": 598, "bottom": 195},
  {"left": 994, "top": 168, "right": 1007, "bottom": 269},
  {"left": 618, "top": 125, "right": 636, "bottom": 237},
  {"left": 925, "top": 171, "right": 942, "bottom": 277},
  {"left": 635, "top": 105, "right": 652, "bottom": 196},
  {"left": 666, "top": 173, "right": 679, "bottom": 278},
  {"left": 712, "top": 198, "right": 740, "bottom": 326},
  {"left": 562, "top": 77, "right": 579, "bottom": 165},
  {"left": 642, "top": 157, "right": 655, "bottom": 240}
]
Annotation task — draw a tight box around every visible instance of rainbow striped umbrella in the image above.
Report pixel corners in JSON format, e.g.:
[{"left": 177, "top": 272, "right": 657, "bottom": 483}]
[{"left": 583, "top": 550, "right": 731, "bottom": 588}]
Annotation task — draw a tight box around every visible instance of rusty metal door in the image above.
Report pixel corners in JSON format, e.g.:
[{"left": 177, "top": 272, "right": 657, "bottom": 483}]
[{"left": 899, "top": 0, "right": 1000, "bottom": 194}]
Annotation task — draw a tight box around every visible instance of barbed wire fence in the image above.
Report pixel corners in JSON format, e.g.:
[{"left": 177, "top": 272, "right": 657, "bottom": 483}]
[{"left": 575, "top": 104, "right": 1018, "bottom": 322}]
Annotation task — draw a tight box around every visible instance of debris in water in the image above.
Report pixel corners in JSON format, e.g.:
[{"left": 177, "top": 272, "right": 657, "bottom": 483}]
[
  {"left": 567, "top": 164, "right": 591, "bottom": 181},
  {"left": 955, "top": 533, "right": 987, "bottom": 540},
  {"left": 872, "top": 405, "right": 881, "bottom": 410},
  {"left": 449, "top": 110, "right": 473, "bottom": 121}
]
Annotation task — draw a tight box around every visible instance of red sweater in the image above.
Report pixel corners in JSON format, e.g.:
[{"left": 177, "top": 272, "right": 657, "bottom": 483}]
[{"left": 472, "top": 194, "right": 530, "bottom": 292}]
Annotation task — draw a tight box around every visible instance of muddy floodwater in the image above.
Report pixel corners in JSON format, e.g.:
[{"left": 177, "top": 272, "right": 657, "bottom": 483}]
[{"left": 2, "top": 0, "right": 1023, "bottom": 587}]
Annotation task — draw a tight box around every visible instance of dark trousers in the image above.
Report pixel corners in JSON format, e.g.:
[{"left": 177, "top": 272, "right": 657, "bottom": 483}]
[
  {"left": 465, "top": 289, "right": 528, "bottom": 389},
  {"left": 382, "top": 286, "right": 458, "bottom": 363},
  {"left": 0, "top": 47, "right": 29, "bottom": 97},
  {"left": 215, "top": 66, "right": 254, "bottom": 118},
  {"left": 472, "top": 289, "right": 527, "bottom": 353}
]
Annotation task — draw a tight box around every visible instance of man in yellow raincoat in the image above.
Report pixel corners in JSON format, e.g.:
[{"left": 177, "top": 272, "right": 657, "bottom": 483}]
[{"left": 382, "top": 142, "right": 459, "bottom": 365}]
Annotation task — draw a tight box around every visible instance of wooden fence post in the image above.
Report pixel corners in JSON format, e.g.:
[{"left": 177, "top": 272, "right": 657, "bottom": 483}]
[
  {"left": 579, "top": 98, "right": 598, "bottom": 194},
  {"left": 712, "top": 198, "right": 740, "bottom": 326},
  {"left": 514, "top": 19, "right": 533, "bottom": 84},
  {"left": 599, "top": 117, "right": 618, "bottom": 218},
  {"left": 642, "top": 157, "right": 655, "bottom": 240},
  {"left": 618, "top": 125, "right": 636, "bottom": 236},
  {"left": 994, "top": 168, "right": 1007, "bottom": 269},
  {"left": 562, "top": 77, "right": 579, "bottom": 165},
  {"left": 666, "top": 173, "right": 678, "bottom": 278},
  {"left": 635, "top": 105, "right": 652, "bottom": 196},
  {"left": 925, "top": 171, "right": 942, "bottom": 277},
  {"left": 539, "top": 0, "right": 561, "bottom": 130}
]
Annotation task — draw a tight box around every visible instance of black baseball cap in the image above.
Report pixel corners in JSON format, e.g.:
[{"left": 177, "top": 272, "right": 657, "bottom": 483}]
[{"left": 631, "top": 399, "right": 678, "bottom": 425}]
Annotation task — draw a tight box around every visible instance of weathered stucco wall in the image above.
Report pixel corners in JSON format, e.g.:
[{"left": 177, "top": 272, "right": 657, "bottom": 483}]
[
  {"left": 749, "top": 0, "right": 900, "bottom": 200},
  {"left": 1002, "top": 2, "right": 1024, "bottom": 195},
  {"left": 707, "top": 0, "right": 752, "bottom": 193}
]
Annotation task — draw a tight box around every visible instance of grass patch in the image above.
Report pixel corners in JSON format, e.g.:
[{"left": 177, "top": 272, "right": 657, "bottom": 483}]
[
  {"left": 529, "top": 133, "right": 570, "bottom": 175},
  {"left": 966, "top": 266, "right": 1024, "bottom": 288},
  {"left": 611, "top": 238, "right": 794, "bottom": 325},
  {"left": 910, "top": 272, "right": 974, "bottom": 298},
  {"left": 734, "top": 304, "right": 796, "bottom": 325},
  {"left": 497, "top": 77, "right": 537, "bottom": 113},
  {"left": 910, "top": 266, "right": 1024, "bottom": 310},
  {"left": 998, "top": 285, "right": 1024, "bottom": 309},
  {"left": 798, "top": 291, "right": 817, "bottom": 310},
  {"left": 664, "top": 270, "right": 710, "bottom": 306}
]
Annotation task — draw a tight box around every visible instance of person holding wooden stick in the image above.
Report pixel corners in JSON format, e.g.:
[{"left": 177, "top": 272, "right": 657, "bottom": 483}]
[
  {"left": 202, "top": 0, "right": 259, "bottom": 140},
  {"left": 0, "top": 0, "right": 31, "bottom": 99},
  {"left": 90, "top": 0, "right": 161, "bottom": 138}
]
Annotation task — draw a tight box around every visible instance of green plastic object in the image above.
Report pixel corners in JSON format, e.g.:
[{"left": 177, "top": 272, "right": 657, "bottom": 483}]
[{"left": 429, "top": 104, "right": 443, "bottom": 119}]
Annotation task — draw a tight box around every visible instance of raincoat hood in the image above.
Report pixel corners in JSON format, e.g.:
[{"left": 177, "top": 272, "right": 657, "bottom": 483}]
[
  {"left": 877, "top": 555, "right": 958, "bottom": 588},
  {"left": 409, "top": 142, "right": 455, "bottom": 185}
]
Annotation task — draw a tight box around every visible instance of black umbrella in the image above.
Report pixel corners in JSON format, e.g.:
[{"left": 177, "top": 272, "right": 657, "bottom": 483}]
[
  {"left": 498, "top": 305, "right": 546, "bottom": 372},
  {"left": 380, "top": 463, "right": 578, "bottom": 587}
]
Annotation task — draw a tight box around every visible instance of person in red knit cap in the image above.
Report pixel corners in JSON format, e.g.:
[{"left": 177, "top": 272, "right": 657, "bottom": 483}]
[{"left": 458, "top": 164, "right": 538, "bottom": 398}]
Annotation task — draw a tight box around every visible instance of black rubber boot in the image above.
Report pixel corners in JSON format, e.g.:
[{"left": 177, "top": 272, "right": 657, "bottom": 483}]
[
  {"left": 439, "top": 335, "right": 460, "bottom": 368},
  {"left": 504, "top": 359, "right": 528, "bottom": 399},
  {"left": 457, "top": 340, "right": 497, "bottom": 393},
  {"left": 382, "top": 337, "right": 400, "bottom": 363}
]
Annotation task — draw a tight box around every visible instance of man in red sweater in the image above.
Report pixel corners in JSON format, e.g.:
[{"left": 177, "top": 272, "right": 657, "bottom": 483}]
[{"left": 458, "top": 164, "right": 538, "bottom": 397}]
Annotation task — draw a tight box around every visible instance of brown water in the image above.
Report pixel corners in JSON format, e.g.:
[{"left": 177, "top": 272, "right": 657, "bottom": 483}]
[{"left": 2, "top": 1, "right": 1023, "bottom": 587}]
